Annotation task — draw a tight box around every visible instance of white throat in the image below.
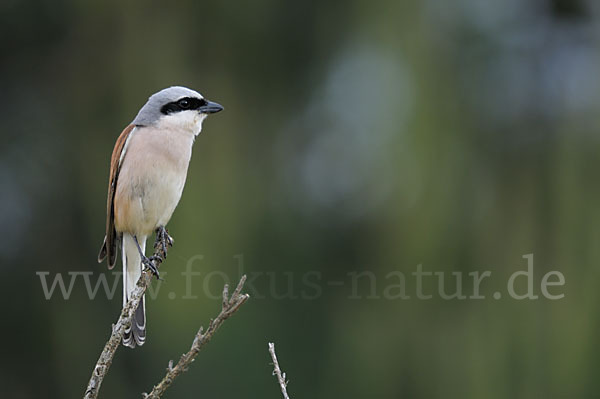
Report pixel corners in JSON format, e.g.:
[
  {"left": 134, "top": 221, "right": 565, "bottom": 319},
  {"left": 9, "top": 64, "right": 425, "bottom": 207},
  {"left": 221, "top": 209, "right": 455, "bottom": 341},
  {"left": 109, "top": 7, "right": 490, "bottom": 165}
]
[{"left": 156, "top": 111, "right": 207, "bottom": 136}]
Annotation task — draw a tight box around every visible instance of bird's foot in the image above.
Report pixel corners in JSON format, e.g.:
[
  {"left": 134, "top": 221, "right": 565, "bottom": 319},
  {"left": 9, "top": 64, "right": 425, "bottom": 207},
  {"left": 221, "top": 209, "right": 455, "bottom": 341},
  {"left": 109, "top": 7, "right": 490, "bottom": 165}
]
[
  {"left": 154, "top": 226, "right": 173, "bottom": 257},
  {"left": 133, "top": 234, "right": 162, "bottom": 280},
  {"left": 142, "top": 255, "right": 161, "bottom": 279}
]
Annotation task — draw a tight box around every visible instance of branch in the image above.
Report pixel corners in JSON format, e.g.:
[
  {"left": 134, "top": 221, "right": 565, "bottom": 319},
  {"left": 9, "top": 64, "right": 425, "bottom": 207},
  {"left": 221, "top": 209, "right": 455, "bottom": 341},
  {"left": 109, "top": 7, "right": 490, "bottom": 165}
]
[
  {"left": 143, "top": 275, "right": 250, "bottom": 398},
  {"left": 269, "top": 342, "right": 291, "bottom": 399},
  {"left": 84, "top": 239, "right": 170, "bottom": 399}
]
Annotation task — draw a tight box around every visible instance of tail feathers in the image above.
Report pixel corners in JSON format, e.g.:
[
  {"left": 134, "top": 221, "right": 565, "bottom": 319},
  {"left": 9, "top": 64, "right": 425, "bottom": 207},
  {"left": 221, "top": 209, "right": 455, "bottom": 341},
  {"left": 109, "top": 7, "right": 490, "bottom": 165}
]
[
  {"left": 124, "top": 295, "right": 146, "bottom": 347},
  {"left": 122, "top": 233, "right": 147, "bottom": 348}
]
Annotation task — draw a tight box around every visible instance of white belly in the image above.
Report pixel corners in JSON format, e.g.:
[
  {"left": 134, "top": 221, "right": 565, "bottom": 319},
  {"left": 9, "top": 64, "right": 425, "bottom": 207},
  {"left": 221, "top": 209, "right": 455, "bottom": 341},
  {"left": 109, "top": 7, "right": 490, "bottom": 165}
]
[{"left": 114, "top": 125, "right": 195, "bottom": 236}]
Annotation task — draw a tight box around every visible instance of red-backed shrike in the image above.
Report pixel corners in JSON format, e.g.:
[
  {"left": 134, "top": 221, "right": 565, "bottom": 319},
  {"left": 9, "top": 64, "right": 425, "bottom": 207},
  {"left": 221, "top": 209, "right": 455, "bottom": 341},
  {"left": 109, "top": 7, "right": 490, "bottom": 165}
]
[{"left": 97, "top": 86, "right": 223, "bottom": 348}]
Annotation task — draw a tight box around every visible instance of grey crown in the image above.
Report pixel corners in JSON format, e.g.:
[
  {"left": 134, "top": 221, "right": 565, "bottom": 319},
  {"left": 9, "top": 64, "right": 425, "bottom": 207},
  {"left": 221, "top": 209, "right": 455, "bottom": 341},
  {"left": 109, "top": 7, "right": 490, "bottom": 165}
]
[{"left": 132, "top": 86, "right": 203, "bottom": 126}]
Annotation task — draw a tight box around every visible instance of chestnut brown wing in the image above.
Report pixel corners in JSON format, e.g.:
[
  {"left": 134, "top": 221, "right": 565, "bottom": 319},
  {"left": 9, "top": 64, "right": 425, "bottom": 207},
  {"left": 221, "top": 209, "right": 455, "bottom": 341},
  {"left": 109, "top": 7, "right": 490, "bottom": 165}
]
[{"left": 97, "top": 124, "right": 135, "bottom": 268}]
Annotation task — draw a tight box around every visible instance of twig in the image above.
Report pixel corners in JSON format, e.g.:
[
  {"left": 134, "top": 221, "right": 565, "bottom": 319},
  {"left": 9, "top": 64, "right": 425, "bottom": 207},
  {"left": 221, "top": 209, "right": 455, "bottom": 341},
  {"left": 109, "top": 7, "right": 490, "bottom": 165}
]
[
  {"left": 269, "top": 342, "right": 291, "bottom": 399},
  {"left": 142, "top": 275, "right": 250, "bottom": 398},
  {"left": 84, "top": 239, "right": 169, "bottom": 399}
]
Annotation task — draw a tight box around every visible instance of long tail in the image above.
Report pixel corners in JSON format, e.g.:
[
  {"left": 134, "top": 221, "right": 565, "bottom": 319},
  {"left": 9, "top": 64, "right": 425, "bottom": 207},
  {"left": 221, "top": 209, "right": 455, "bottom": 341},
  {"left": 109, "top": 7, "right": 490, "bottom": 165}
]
[{"left": 122, "top": 233, "right": 146, "bottom": 348}]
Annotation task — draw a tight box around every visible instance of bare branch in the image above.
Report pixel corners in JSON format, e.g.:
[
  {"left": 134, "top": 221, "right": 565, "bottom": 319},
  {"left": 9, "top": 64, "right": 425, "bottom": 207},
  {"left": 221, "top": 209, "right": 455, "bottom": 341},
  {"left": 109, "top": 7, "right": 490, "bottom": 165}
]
[
  {"left": 269, "top": 342, "right": 291, "bottom": 399},
  {"left": 84, "top": 239, "right": 170, "bottom": 399},
  {"left": 143, "top": 276, "right": 250, "bottom": 398}
]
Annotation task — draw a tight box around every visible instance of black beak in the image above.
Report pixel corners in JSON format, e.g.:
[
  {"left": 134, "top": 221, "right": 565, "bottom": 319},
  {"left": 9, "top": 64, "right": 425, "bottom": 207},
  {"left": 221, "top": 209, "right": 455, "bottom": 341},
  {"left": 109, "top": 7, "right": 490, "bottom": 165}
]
[{"left": 200, "top": 100, "right": 224, "bottom": 114}]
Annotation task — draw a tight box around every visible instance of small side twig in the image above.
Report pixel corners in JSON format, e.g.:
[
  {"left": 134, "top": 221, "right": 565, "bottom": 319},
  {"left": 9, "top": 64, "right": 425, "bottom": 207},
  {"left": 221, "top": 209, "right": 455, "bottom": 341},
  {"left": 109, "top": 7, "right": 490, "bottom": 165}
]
[
  {"left": 84, "top": 240, "right": 169, "bottom": 399},
  {"left": 143, "top": 275, "right": 250, "bottom": 398},
  {"left": 269, "top": 342, "right": 291, "bottom": 399}
]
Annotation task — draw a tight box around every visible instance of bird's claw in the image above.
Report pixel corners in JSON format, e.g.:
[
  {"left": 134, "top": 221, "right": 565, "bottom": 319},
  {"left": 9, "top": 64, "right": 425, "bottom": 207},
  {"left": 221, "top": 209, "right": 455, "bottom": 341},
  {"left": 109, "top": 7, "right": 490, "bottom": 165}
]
[
  {"left": 142, "top": 255, "right": 161, "bottom": 279},
  {"left": 154, "top": 226, "right": 173, "bottom": 256}
]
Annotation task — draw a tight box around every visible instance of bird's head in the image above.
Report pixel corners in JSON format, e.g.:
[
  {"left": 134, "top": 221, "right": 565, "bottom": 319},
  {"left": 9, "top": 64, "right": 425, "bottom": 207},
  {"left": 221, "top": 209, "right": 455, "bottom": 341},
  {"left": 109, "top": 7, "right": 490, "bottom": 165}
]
[{"left": 132, "top": 86, "right": 223, "bottom": 135}]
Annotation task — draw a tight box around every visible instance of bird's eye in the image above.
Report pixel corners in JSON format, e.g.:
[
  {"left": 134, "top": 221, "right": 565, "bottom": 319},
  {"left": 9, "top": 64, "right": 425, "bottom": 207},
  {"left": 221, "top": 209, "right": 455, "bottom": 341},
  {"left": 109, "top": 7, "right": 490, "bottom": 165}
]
[{"left": 178, "top": 99, "right": 190, "bottom": 109}]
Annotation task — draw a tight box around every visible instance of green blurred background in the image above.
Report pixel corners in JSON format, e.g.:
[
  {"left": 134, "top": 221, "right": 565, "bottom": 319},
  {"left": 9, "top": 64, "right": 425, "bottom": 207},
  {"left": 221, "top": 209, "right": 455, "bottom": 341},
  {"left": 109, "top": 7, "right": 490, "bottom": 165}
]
[{"left": 2, "top": 0, "right": 600, "bottom": 397}]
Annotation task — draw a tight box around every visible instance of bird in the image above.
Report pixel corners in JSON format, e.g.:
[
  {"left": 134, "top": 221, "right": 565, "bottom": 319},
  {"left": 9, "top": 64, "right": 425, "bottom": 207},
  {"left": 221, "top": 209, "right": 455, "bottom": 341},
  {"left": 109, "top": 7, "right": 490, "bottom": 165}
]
[{"left": 97, "top": 86, "right": 223, "bottom": 348}]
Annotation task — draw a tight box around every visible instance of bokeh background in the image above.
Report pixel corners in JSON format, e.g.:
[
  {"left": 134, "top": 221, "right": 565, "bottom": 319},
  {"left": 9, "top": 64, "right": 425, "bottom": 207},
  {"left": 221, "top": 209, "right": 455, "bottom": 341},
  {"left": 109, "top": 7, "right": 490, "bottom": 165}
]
[{"left": 2, "top": 0, "right": 600, "bottom": 397}]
